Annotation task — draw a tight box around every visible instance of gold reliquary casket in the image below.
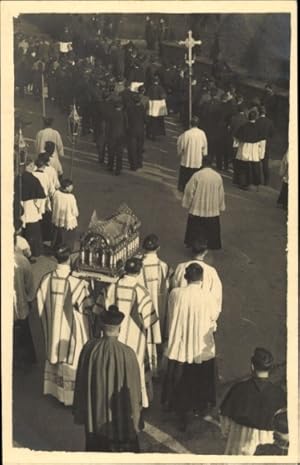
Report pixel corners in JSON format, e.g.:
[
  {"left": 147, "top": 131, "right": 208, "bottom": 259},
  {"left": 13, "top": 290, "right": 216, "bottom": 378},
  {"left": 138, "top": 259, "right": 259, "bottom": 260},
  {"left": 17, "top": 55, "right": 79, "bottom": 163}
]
[{"left": 78, "top": 204, "right": 141, "bottom": 278}]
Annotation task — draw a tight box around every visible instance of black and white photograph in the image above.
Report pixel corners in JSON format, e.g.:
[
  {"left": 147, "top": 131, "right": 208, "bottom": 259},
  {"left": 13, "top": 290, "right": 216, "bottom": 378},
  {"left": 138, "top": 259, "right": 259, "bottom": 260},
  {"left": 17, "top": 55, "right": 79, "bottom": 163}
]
[{"left": 1, "top": 0, "right": 298, "bottom": 462}]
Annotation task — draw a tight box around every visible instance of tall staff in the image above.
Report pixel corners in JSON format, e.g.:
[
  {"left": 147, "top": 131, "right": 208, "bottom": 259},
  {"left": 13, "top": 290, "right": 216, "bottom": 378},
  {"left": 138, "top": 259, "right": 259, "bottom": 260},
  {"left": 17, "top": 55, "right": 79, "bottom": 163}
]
[
  {"left": 68, "top": 101, "right": 82, "bottom": 179},
  {"left": 179, "top": 30, "right": 202, "bottom": 128},
  {"left": 15, "top": 123, "right": 28, "bottom": 220}
]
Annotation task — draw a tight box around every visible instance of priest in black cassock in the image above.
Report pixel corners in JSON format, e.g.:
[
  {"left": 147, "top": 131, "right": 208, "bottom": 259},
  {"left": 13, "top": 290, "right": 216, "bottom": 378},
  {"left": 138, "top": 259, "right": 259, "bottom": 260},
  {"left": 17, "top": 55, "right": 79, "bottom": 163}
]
[
  {"left": 14, "top": 156, "right": 46, "bottom": 257},
  {"left": 220, "top": 347, "right": 286, "bottom": 455},
  {"left": 73, "top": 305, "right": 142, "bottom": 452}
]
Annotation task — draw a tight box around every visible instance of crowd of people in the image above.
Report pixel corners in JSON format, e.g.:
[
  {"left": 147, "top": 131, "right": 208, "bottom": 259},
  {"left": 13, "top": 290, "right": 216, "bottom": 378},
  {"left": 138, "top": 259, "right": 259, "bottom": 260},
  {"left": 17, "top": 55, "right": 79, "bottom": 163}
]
[{"left": 13, "top": 18, "right": 289, "bottom": 455}]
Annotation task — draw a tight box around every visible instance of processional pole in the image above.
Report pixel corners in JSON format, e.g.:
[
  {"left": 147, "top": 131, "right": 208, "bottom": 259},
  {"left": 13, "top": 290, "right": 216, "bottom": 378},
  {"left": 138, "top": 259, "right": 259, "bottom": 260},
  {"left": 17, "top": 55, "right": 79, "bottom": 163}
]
[
  {"left": 15, "top": 123, "right": 28, "bottom": 220},
  {"left": 68, "top": 99, "right": 82, "bottom": 179},
  {"left": 179, "top": 30, "right": 202, "bottom": 128}
]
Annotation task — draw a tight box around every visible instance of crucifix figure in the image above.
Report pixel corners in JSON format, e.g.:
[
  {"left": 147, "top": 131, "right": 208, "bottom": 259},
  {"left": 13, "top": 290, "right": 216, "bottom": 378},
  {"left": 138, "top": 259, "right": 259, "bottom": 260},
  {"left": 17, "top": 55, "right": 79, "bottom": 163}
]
[{"left": 179, "top": 30, "right": 202, "bottom": 127}]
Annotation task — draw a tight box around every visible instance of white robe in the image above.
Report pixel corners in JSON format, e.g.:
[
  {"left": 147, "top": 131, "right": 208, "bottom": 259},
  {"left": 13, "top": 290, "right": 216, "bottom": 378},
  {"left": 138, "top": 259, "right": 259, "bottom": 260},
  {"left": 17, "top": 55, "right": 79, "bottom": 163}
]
[
  {"left": 52, "top": 190, "right": 78, "bottom": 230},
  {"left": 171, "top": 258, "right": 222, "bottom": 313},
  {"left": 167, "top": 283, "right": 221, "bottom": 364},
  {"left": 35, "top": 127, "right": 64, "bottom": 175},
  {"left": 220, "top": 415, "right": 273, "bottom": 455}
]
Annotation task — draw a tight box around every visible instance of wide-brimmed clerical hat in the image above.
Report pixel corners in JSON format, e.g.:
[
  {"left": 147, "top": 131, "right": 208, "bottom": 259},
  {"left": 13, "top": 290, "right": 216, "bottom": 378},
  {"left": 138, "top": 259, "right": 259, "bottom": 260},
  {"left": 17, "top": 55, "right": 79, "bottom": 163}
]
[{"left": 100, "top": 305, "right": 125, "bottom": 326}]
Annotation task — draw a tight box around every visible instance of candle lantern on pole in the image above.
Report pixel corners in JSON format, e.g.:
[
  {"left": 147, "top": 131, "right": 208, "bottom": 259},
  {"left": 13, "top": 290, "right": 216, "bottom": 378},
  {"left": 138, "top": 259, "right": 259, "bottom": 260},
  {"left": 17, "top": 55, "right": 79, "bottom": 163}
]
[
  {"left": 179, "top": 30, "right": 202, "bottom": 128},
  {"left": 67, "top": 101, "right": 82, "bottom": 179}
]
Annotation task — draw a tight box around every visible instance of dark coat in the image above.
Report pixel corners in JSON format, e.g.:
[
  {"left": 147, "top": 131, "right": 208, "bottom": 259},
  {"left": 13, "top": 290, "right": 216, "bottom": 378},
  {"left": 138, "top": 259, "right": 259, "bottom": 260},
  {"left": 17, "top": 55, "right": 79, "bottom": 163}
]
[
  {"left": 73, "top": 337, "right": 142, "bottom": 447},
  {"left": 220, "top": 377, "right": 286, "bottom": 430},
  {"left": 126, "top": 103, "right": 146, "bottom": 136}
]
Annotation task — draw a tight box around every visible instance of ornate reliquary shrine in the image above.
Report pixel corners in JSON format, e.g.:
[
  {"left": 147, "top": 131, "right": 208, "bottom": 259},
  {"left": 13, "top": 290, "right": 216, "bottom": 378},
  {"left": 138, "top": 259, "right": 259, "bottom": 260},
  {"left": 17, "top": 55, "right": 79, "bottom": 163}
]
[{"left": 78, "top": 204, "right": 141, "bottom": 277}]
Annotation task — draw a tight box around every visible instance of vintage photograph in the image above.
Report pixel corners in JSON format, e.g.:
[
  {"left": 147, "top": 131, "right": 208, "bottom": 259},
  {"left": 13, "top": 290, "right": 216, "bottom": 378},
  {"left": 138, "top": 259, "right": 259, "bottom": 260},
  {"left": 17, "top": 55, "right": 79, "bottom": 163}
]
[{"left": 2, "top": 0, "right": 297, "bottom": 461}]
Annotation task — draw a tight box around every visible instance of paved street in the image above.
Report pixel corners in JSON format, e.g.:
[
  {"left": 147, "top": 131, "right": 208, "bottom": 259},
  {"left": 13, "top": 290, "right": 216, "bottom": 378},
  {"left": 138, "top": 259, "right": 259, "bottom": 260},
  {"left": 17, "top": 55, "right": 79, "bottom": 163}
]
[{"left": 13, "top": 94, "right": 287, "bottom": 453}]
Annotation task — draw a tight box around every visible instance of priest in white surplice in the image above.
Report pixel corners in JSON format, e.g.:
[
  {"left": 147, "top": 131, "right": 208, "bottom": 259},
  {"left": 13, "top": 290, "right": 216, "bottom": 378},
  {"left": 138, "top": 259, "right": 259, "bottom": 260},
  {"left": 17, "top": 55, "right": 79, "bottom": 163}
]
[
  {"left": 171, "top": 238, "right": 222, "bottom": 313},
  {"left": 35, "top": 116, "right": 64, "bottom": 176},
  {"left": 162, "top": 263, "right": 221, "bottom": 431}
]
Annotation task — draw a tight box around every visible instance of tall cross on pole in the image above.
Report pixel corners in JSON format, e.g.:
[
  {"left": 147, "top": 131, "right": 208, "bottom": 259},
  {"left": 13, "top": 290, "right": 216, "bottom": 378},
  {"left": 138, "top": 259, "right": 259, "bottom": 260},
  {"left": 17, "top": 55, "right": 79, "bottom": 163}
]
[{"left": 179, "top": 30, "right": 202, "bottom": 127}]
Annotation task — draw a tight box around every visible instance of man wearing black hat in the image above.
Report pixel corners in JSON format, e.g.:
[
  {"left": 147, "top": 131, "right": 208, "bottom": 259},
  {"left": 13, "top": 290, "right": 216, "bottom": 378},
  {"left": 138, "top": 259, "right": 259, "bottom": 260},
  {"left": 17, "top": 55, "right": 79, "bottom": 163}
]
[
  {"left": 105, "top": 257, "right": 161, "bottom": 409},
  {"left": 126, "top": 93, "right": 147, "bottom": 170},
  {"left": 220, "top": 347, "right": 286, "bottom": 455},
  {"left": 162, "top": 263, "right": 221, "bottom": 431},
  {"left": 73, "top": 305, "right": 142, "bottom": 452}
]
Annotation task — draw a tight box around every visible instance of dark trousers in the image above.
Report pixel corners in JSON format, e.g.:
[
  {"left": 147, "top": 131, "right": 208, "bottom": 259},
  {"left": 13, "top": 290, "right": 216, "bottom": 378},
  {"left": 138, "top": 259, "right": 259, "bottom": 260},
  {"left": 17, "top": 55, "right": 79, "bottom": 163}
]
[
  {"left": 127, "top": 133, "right": 144, "bottom": 169},
  {"left": 95, "top": 130, "right": 107, "bottom": 163},
  {"left": 23, "top": 221, "right": 43, "bottom": 257},
  {"left": 14, "top": 317, "right": 36, "bottom": 365},
  {"left": 108, "top": 139, "right": 124, "bottom": 173},
  {"left": 216, "top": 133, "right": 233, "bottom": 170}
]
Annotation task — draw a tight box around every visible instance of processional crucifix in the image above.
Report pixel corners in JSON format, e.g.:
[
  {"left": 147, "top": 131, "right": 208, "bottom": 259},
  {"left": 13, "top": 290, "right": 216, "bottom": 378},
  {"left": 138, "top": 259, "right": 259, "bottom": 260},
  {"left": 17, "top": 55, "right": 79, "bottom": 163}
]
[{"left": 179, "top": 30, "right": 202, "bottom": 127}]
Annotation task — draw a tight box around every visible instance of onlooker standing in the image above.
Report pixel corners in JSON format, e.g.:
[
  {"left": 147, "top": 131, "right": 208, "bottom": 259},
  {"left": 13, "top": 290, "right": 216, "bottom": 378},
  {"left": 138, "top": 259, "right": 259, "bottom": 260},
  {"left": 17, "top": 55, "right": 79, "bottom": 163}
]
[
  {"left": 51, "top": 179, "right": 79, "bottom": 251},
  {"left": 220, "top": 348, "right": 286, "bottom": 455},
  {"left": 177, "top": 115, "right": 208, "bottom": 192},
  {"left": 182, "top": 158, "right": 225, "bottom": 250},
  {"left": 147, "top": 76, "right": 167, "bottom": 140},
  {"left": 126, "top": 93, "right": 146, "bottom": 170},
  {"left": 106, "top": 99, "right": 127, "bottom": 175},
  {"left": 35, "top": 117, "right": 64, "bottom": 177},
  {"left": 162, "top": 263, "right": 221, "bottom": 431},
  {"left": 228, "top": 103, "right": 248, "bottom": 184},
  {"left": 73, "top": 305, "right": 142, "bottom": 452},
  {"left": 235, "top": 110, "right": 266, "bottom": 191}
]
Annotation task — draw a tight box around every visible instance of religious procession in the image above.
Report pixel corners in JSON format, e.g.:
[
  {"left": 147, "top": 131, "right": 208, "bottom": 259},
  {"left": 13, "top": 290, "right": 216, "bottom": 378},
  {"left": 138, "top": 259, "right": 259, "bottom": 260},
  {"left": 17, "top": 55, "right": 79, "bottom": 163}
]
[{"left": 12, "top": 11, "right": 291, "bottom": 455}]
